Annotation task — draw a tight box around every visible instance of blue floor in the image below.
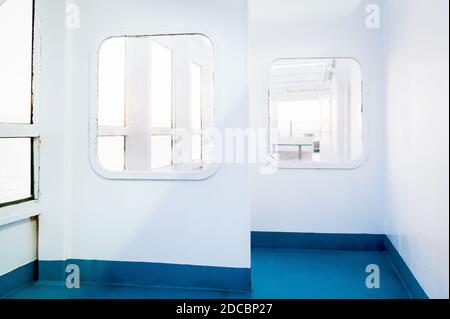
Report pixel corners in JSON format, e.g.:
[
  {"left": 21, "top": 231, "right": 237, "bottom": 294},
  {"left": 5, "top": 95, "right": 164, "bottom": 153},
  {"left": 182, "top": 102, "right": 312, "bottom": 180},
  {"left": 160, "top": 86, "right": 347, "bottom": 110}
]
[{"left": 6, "top": 248, "right": 412, "bottom": 299}]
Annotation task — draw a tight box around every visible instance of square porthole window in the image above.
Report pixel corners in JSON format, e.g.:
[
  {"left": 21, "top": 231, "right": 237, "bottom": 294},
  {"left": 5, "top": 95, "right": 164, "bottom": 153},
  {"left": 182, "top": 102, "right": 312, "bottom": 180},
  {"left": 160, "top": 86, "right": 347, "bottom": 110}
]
[
  {"left": 94, "top": 34, "right": 216, "bottom": 180},
  {"left": 269, "top": 58, "right": 366, "bottom": 169}
]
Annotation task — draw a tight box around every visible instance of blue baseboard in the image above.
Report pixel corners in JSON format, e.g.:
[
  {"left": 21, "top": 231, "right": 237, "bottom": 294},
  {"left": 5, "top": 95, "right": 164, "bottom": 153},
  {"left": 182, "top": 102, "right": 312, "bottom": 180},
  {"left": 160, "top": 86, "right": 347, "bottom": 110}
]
[
  {"left": 383, "top": 238, "right": 428, "bottom": 299},
  {"left": 38, "top": 260, "right": 66, "bottom": 282},
  {"left": 252, "top": 231, "right": 386, "bottom": 251},
  {"left": 39, "top": 260, "right": 251, "bottom": 292},
  {"left": 0, "top": 261, "right": 37, "bottom": 298},
  {"left": 251, "top": 231, "right": 428, "bottom": 299}
]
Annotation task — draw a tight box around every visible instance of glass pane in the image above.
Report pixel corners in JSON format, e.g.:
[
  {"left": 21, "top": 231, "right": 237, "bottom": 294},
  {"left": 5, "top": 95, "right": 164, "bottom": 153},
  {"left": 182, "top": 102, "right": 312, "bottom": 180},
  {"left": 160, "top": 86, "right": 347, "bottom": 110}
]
[
  {"left": 191, "top": 62, "right": 202, "bottom": 130},
  {"left": 151, "top": 135, "right": 172, "bottom": 169},
  {"left": 270, "top": 58, "right": 363, "bottom": 164},
  {"left": 98, "top": 137, "right": 125, "bottom": 172},
  {"left": 277, "top": 100, "right": 322, "bottom": 137},
  {"left": 96, "top": 34, "right": 214, "bottom": 174},
  {"left": 0, "top": 0, "right": 33, "bottom": 124},
  {"left": 150, "top": 40, "right": 172, "bottom": 128},
  {"left": 0, "top": 138, "right": 32, "bottom": 204},
  {"left": 192, "top": 135, "right": 202, "bottom": 161},
  {"left": 98, "top": 38, "right": 126, "bottom": 126}
]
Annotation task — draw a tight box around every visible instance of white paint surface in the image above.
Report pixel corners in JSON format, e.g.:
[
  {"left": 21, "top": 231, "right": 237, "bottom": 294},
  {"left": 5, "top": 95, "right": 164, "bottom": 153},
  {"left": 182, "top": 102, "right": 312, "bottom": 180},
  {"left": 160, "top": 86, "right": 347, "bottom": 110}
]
[
  {"left": 384, "top": 0, "right": 449, "bottom": 299},
  {"left": 37, "top": 0, "right": 250, "bottom": 268},
  {"left": 0, "top": 219, "right": 37, "bottom": 276},
  {"left": 249, "top": 0, "right": 386, "bottom": 234}
]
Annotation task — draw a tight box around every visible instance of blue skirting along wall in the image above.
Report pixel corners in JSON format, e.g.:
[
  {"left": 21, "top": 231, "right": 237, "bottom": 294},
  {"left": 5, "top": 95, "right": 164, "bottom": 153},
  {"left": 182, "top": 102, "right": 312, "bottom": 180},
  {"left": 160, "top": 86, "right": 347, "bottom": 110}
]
[
  {"left": 38, "top": 260, "right": 251, "bottom": 293},
  {"left": 0, "top": 262, "right": 37, "bottom": 298},
  {"left": 251, "top": 232, "right": 386, "bottom": 251},
  {"left": 383, "top": 238, "right": 429, "bottom": 299}
]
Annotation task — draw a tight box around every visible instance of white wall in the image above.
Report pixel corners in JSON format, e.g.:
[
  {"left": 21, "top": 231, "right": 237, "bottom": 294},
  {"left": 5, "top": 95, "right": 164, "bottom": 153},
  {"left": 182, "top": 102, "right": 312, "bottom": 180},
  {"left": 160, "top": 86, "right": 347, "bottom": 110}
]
[
  {"left": 38, "top": 0, "right": 250, "bottom": 269},
  {"left": 23, "top": 0, "right": 449, "bottom": 299},
  {"left": 0, "top": 219, "right": 37, "bottom": 276},
  {"left": 249, "top": 0, "right": 386, "bottom": 234},
  {"left": 384, "top": 0, "right": 449, "bottom": 299}
]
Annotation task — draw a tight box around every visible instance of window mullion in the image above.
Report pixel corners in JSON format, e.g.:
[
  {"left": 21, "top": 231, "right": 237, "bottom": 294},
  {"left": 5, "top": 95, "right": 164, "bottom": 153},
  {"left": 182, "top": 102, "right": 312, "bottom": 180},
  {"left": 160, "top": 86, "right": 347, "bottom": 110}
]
[
  {"left": 173, "top": 38, "right": 192, "bottom": 167},
  {"left": 0, "top": 123, "right": 39, "bottom": 138},
  {"left": 98, "top": 125, "right": 128, "bottom": 137},
  {"left": 124, "top": 37, "right": 152, "bottom": 171}
]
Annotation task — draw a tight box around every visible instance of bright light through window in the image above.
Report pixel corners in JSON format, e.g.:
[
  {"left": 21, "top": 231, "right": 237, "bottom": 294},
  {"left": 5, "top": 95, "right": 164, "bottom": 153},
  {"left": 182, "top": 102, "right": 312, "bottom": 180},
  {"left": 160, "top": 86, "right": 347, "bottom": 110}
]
[
  {"left": 151, "top": 136, "right": 172, "bottom": 169},
  {"left": 0, "top": 0, "right": 36, "bottom": 207},
  {"left": 0, "top": 138, "right": 32, "bottom": 204},
  {"left": 0, "top": 0, "right": 33, "bottom": 124},
  {"left": 269, "top": 58, "right": 363, "bottom": 167},
  {"left": 192, "top": 135, "right": 202, "bottom": 161},
  {"left": 277, "top": 99, "right": 325, "bottom": 137},
  {"left": 98, "top": 38, "right": 126, "bottom": 127},
  {"left": 96, "top": 34, "right": 214, "bottom": 177},
  {"left": 98, "top": 137, "right": 125, "bottom": 172}
]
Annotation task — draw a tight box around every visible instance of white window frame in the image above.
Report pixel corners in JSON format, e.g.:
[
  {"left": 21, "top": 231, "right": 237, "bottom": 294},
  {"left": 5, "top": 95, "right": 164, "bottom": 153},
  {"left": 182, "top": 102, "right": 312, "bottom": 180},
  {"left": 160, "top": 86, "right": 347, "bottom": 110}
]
[
  {"left": 268, "top": 57, "right": 368, "bottom": 170},
  {"left": 89, "top": 32, "right": 220, "bottom": 181},
  {"left": 0, "top": 0, "right": 40, "bottom": 226}
]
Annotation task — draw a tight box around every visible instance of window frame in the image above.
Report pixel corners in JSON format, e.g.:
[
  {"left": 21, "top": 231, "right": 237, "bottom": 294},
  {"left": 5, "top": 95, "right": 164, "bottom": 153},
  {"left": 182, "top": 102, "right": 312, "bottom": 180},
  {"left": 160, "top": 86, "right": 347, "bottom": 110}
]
[
  {"left": 267, "top": 57, "right": 368, "bottom": 170},
  {"left": 0, "top": 0, "right": 40, "bottom": 211},
  {"left": 90, "top": 33, "right": 219, "bottom": 181}
]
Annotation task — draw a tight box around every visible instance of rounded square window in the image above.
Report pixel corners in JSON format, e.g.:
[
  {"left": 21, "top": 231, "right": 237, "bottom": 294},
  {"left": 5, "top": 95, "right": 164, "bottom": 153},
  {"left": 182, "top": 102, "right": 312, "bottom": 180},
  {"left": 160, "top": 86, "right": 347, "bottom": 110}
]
[
  {"left": 269, "top": 58, "right": 366, "bottom": 169},
  {"left": 95, "top": 34, "right": 215, "bottom": 179}
]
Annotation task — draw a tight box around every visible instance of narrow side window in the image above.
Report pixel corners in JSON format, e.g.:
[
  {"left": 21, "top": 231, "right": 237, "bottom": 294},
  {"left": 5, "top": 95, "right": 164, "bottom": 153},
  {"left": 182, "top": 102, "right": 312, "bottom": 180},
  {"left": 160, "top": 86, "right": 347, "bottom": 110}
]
[{"left": 0, "top": 0, "right": 37, "bottom": 207}]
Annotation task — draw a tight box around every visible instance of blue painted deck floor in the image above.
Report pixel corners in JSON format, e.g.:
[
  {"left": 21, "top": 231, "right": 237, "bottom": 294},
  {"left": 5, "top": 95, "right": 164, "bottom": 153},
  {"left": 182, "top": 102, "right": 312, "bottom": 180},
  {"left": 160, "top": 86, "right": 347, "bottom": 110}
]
[{"left": 6, "top": 249, "right": 412, "bottom": 299}]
